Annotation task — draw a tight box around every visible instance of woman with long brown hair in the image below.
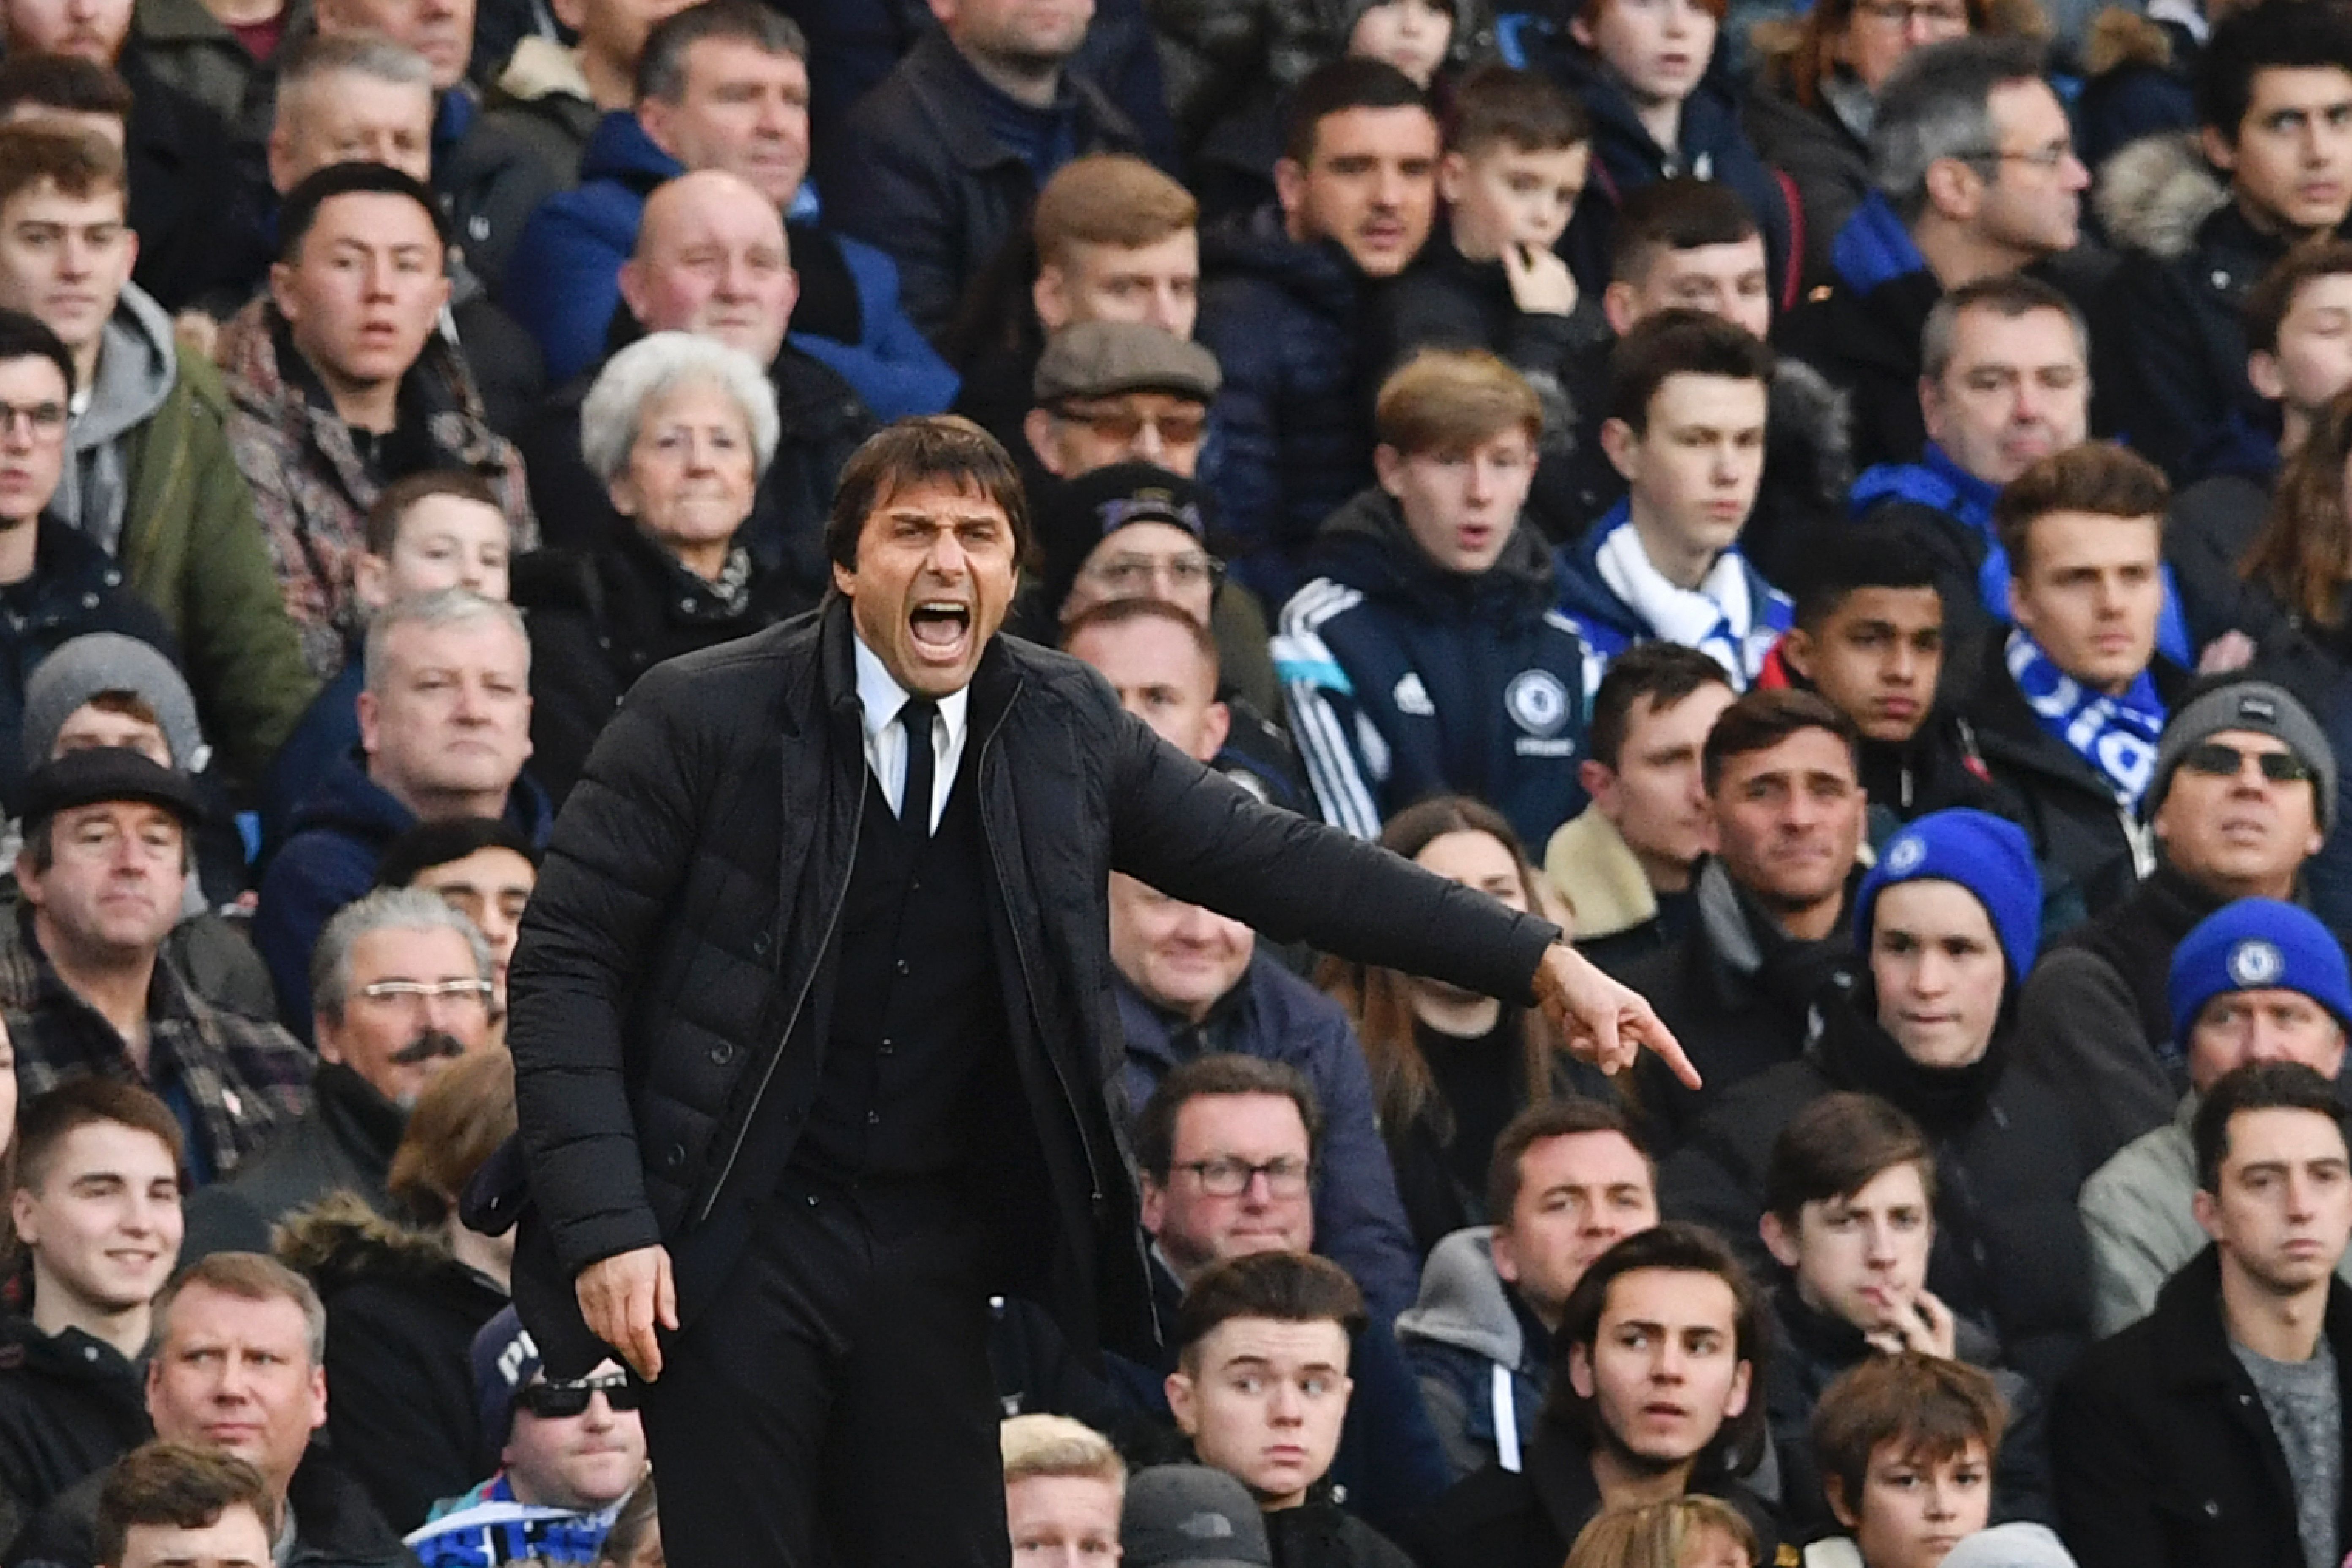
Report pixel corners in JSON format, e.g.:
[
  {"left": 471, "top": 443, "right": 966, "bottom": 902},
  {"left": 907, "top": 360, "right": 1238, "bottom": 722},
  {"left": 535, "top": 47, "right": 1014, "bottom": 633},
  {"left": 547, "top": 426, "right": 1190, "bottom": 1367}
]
[
  {"left": 1321, "top": 796, "right": 1614, "bottom": 1256},
  {"left": 2236, "top": 385, "right": 2352, "bottom": 685}
]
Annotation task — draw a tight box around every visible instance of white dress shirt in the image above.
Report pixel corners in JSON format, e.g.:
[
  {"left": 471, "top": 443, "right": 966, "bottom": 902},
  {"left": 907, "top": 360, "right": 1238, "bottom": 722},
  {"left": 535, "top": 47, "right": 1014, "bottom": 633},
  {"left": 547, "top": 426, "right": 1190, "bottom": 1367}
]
[{"left": 852, "top": 634, "right": 972, "bottom": 832}]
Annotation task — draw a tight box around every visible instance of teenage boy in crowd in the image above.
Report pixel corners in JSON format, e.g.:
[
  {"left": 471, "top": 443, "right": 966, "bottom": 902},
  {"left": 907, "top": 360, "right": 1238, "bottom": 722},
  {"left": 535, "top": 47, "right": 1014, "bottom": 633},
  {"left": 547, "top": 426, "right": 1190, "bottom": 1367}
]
[
  {"left": 1396, "top": 1098, "right": 1658, "bottom": 1480},
  {"left": 1556, "top": 311, "right": 1790, "bottom": 695},
  {"left": 1274, "top": 349, "right": 1592, "bottom": 848},
  {"left": 2096, "top": 0, "right": 2352, "bottom": 485},
  {"left": 1757, "top": 1093, "right": 2044, "bottom": 1532},
  {"left": 1166, "top": 1252, "right": 1416, "bottom": 1568},
  {"left": 1963, "top": 444, "right": 2191, "bottom": 924},
  {"left": 90, "top": 1444, "right": 274, "bottom": 1568},
  {"left": 1543, "top": 644, "right": 1736, "bottom": 974},
  {"left": 1807, "top": 1355, "right": 2007, "bottom": 1568},
  {"left": 0, "top": 1083, "right": 183, "bottom": 1543},
  {"left": 2054, "top": 1061, "right": 2352, "bottom": 1568},
  {"left": 2082, "top": 898, "right": 2352, "bottom": 1334},
  {"left": 2013, "top": 678, "right": 2331, "bottom": 1166},
  {"left": 1409, "top": 1223, "right": 1782, "bottom": 1566},
  {"left": 1198, "top": 58, "right": 1438, "bottom": 603}
]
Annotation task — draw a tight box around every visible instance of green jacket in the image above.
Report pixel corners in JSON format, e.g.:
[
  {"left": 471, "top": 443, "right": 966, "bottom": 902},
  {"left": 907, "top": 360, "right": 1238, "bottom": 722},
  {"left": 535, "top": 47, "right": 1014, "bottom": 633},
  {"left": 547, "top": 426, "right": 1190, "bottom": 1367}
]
[{"left": 118, "top": 353, "right": 320, "bottom": 789}]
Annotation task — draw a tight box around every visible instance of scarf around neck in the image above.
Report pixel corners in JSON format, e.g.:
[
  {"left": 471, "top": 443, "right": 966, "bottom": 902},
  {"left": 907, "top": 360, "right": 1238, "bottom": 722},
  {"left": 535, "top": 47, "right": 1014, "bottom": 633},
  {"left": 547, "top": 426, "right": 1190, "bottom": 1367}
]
[
  {"left": 2004, "top": 626, "right": 2167, "bottom": 805},
  {"left": 1594, "top": 512, "right": 1767, "bottom": 686}
]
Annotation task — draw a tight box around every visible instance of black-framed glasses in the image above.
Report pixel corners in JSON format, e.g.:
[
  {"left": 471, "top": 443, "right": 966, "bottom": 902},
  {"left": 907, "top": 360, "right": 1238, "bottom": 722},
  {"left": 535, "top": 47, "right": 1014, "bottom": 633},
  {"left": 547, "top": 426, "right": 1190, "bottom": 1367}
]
[
  {"left": 2181, "top": 741, "right": 2315, "bottom": 785},
  {"left": 1176, "top": 1157, "right": 1312, "bottom": 1198},
  {"left": 0, "top": 400, "right": 67, "bottom": 440},
  {"left": 518, "top": 1371, "right": 641, "bottom": 1418}
]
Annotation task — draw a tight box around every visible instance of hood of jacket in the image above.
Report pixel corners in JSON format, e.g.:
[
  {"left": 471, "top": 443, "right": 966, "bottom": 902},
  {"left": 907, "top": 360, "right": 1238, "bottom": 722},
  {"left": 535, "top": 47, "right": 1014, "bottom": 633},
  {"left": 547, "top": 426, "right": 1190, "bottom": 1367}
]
[
  {"left": 577, "top": 108, "right": 683, "bottom": 191},
  {"left": 1396, "top": 1226, "right": 1533, "bottom": 1367},
  {"left": 1201, "top": 203, "right": 1363, "bottom": 320},
  {"left": 276, "top": 1190, "right": 468, "bottom": 1293},
  {"left": 281, "top": 749, "right": 420, "bottom": 850},
  {"left": 75, "top": 282, "right": 175, "bottom": 451},
  {"left": 0, "top": 1313, "right": 141, "bottom": 1387},
  {"left": 1305, "top": 485, "right": 1559, "bottom": 622},
  {"left": 1542, "top": 806, "right": 1661, "bottom": 941},
  {"left": 1832, "top": 189, "right": 1931, "bottom": 295},
  {"left": 2096, "top": 131, "right": 2230, "bottom": 261},
  {"left": 1767, "top": 355, "right": 1856, "bottom": 513}
]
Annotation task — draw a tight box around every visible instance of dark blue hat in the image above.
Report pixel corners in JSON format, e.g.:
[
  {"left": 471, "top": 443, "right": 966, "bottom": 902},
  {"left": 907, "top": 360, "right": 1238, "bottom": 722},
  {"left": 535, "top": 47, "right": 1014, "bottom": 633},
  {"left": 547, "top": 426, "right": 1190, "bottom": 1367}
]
[
  {"left": 1853, "top": 809, "right": 2042, "bottom": 982},
  {"left": 2167, "top": 898, "right": 2352, "bottom": 1044}
]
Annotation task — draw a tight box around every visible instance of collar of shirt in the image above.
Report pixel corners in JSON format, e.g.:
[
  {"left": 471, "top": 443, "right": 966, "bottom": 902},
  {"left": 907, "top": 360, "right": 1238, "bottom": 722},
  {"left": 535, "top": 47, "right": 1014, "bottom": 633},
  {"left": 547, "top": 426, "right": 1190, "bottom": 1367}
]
[{"left": 851, "top": 632, "right": 972, "bottom": 829}]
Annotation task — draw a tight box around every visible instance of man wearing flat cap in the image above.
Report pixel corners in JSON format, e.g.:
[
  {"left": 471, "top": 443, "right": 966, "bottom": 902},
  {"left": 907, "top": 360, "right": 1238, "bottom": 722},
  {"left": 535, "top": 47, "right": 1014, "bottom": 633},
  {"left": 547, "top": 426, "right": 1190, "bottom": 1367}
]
[
  {"left": 2016, "top": 676, "right": 2339, "bottom": 1169},
  {"left": 5, "top": 749, "right": 312, "bottom": 1184},
  {"left": 1025, "top": 320, "right": 1220, "bottom": 484}
]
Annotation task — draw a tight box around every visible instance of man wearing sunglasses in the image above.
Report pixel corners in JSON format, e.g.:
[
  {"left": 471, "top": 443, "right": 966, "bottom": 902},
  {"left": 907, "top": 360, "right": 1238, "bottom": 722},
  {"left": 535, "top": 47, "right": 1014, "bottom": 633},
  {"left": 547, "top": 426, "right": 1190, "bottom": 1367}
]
[
  {"left": 407, "top": 1307, "right": 648, "bottom": 1568},
  {"left": 1024, "top": 320, "right": 1217, "bottom": 487},
  {"left": 2015, "top": 677, "right": 2337, "bottom": 1169}
]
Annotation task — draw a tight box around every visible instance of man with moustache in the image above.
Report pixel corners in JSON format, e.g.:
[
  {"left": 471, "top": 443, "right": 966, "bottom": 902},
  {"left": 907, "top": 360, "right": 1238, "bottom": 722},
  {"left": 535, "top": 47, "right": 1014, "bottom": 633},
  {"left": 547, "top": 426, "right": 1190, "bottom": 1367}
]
[{"left": 494, "top": 415, "right": 1692, "bottom": 1567}]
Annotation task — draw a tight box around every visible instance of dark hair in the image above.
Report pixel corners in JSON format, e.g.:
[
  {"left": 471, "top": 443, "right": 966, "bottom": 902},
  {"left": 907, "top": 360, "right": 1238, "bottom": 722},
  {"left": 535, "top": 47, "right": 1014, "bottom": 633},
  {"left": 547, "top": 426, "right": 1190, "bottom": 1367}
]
[
  {"left": 1701, "top": 688, "right": 1859, "bottom": 793},
  {"left": 1810, "top": 1354, "right": 2006, "bottom": 1523},
  {"left": 1172, "top": 1250, "right": 1367, "bottom": 1364},
  {"left": 0, "top": 306, "right": 75, "bottom": 398},
  {"left": 1444, "top": 63, "right": 1589, "bottom": 157},
  {"left": 2245, "top": 385, "right": 2352, "bottom": 627},
  {"left": 1991, "top": 444, "right": 2169, "bottom": 574},
  {"left": 1134, "top": 1054, "right": 1323, "bottom": 1180},
  {"left": 15, "top": 1078, "right": 182, "bottom": 1194},
  {"left": 1282, "top": 57, "right": 1429, "bottom": 166},
  {"left": 1788, "top": 523, "right": 1944, "bottom": 630},
  {"left": 2194, "top": 1059, "right": 2348, "bottom": 1192},
  {"left": 363, "top": 470, "right": 504, "bottom": 558},
  {"left": 1606, "top": 309, "right": 1773, "bottom": 433},
  {"left": 1548, "top": 1223, "right": 1769, "bottom": 1468},
  {"left": 1762, "top": 1092, "right": 1937, "bottom": 1223},
  {"left": 1608, "top": 180, "right": 1762, "bottom": 286},
  {"left": 0, "top": 120, "right": 126, "bottom": 222},
  {"left": 1589, "top": 642, "right": 1735, "bottom": 770},
  {"left": 374, "top": 817, "right": 539, "bottom": 890},
  {"left": 2197, "top": 0, "right": 2352, "bottom": 141},
  {"left": 824, "top": 416, "right": 1033, "bottom": 575},
  {"left": 1486, "top": 1097, "right": 1651, "bottom": 1223},
  {"left": 95, "top": 1444, "right": 272, "bottom": 1568},
  {"left": 2246, "top": 241, "right": 2352, "bottom": 357},
  {"left": 1318, "top": 796, "right": 1578, "bottom": 1141},
  {"left": 276, "top": 161, "right": 445, "bottom": 265},
  {"left": 0, "top": 54, "right": 134, "bottom": 120},
  {"left": 635, "top": 0, "right": 807, "bottom": 103}
]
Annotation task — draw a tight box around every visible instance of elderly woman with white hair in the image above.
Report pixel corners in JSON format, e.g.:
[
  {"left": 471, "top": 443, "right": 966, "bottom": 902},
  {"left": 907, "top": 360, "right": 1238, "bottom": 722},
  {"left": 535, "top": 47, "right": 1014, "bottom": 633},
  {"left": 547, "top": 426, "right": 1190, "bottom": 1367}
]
[{"left": 512, "top": 332, "right": 803, "bottom": 803}]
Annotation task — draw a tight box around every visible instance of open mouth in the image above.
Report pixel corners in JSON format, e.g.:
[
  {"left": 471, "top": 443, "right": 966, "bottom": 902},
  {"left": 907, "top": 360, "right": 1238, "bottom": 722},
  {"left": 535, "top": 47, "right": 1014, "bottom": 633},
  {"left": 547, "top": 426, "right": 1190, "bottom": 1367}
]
[{"left": 910, "top": 600, "right": 972, "bottom": 655}]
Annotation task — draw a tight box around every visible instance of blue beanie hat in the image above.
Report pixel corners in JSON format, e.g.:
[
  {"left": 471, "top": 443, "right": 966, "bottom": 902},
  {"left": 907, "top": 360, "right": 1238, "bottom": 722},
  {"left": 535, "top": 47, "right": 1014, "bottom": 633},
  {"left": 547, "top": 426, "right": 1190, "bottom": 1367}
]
[
  {"left": 470, "top": 1306, "right": 541, "bottom": 1452},
  {"left": 1853, "top": 809, "right": 2042, "bottom": 983},
  {"left": 2167, "top": 898, "right": 2352, "bottom": 1044}
]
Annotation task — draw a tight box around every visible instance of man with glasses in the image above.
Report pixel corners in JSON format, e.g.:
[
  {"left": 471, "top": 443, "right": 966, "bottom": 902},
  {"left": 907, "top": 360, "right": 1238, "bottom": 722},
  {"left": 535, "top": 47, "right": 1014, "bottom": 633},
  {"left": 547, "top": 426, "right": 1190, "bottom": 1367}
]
[
  {"left": 1778, "top": 35, "right": 2089, "bottom": 471},
  {"left": 2017, "top": 677, "right": 2337, "bottom": 1168},
  {"left": 1025, "top": 320, "right": 1216, "bottom": 485},
  {"left": 7, "top": 749, "right": 312, "bottom": 1188},
  {"left": 197, "top": 889, "right": 496, "bottom": 1241},
  {"left": 1276, "top": 348, "right": 1590, "bottom": 846},
  {"left": 408, "top": 1307, "right": 648, "bottom": 1568},
  {"left": 2095, "top": 0, "right": 2352, "bottom": 485}
]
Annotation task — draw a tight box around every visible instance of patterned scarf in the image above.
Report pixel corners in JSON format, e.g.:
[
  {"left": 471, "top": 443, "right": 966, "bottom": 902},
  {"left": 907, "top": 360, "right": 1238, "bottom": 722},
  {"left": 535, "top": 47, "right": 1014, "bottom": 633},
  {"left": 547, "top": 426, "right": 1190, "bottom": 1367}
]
[
  {"left": 2005, "top": 627, "right": 2167, "bottom": 805},
  {"left": 1593, "top": 510, "right": 1775, "bottom": 686}
]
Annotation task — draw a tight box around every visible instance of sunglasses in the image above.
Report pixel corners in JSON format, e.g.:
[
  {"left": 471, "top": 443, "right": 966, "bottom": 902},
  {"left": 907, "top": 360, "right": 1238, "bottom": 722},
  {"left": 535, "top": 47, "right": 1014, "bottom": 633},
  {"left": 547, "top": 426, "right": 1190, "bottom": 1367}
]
[
  {"left": 517, "top": 1371, "right": 641, "bottom": 1418},
  {"left": 2180, "top": 741, "right": 2315, "bottom": 785}
]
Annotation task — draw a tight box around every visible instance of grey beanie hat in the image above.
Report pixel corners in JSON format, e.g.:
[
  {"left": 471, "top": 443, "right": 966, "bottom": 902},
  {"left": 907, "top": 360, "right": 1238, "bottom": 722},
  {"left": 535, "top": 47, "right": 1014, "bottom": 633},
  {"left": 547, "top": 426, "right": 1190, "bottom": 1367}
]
[
  {"left": 2148, "top": 679, "right": 2335, "bottom": 832},
  {"left": 21, "top": 634, "right": 207, "bottom": 775},
  {"left": 1938, "top": 1524, "right": 2079, "bottom": 1568}
]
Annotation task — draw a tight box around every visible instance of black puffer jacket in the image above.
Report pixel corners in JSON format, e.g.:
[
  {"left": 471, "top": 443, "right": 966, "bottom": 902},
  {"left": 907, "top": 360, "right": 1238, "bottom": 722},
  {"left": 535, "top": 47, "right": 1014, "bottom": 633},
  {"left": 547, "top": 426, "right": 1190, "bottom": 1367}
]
[
  {"left": 493, "top": 599, "right": 1563, "bottom": 1372},
  {"left": 276, "top": 1195, "right": 509, "bottom": 1536},
  {"left": 0, "top": 1319, "right": 147, "bottom": 1552},
  {"left": 1196, "top": 205, "right": 1376, "bottom": 602},
  {"left": 1661, "top": 987, "right": 2094, "bottom": 1393},
  {"left": 512, "top": 528, "right": 805, "bottom": 804}
]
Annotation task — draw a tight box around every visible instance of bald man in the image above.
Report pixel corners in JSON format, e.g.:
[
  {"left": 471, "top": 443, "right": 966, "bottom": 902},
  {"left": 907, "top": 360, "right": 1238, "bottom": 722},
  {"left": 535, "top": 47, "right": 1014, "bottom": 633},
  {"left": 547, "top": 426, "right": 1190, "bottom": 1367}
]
[{"left": 512, "top": 169, "right": 876, "bottom": 598}]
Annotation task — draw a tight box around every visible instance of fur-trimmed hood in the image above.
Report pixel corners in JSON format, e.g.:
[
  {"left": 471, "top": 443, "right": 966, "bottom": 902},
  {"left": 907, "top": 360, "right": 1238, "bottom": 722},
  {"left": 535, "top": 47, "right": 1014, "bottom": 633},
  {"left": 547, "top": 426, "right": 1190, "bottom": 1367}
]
[
  {"left": 2096, "top": 131, "right": 2229, "bottom": 260},
  {"left": 275, "top": 1192, "right": 462, "bottom": 1293},
  {"left": 1769, "top": 355, "right": 1856, "bottom": 514}
]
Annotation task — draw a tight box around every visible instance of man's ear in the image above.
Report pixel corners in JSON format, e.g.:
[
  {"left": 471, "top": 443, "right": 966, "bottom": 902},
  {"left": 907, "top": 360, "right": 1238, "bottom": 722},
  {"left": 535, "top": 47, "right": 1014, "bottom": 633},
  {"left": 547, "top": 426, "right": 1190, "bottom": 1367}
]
[
  {"left": 1599, "top": 416, "right": 1639, "bottom": 484},
  {"left": 1200, "top": 700, "right": 1231, "bottom": 760},
  {"left": 1437, "top": 149, "right": 1472, "bottom": 207},
  {"left": 1779, "top": 627, "right": 1816, "bottom": 682},
  {"left": 1759, "top": 1210, "right": 1802, "bottom": 1270},
  {"left": 1033, "top": 264, "right": 1070, "bottom": 333},
  {"left": 1921, "top": 157, "right": 1980, "bottom": 222},
  {"left": 1165, "top": 1367, "right": 1198, "bottom": 1435},
  {"left": 2200, "top": 122, "right": 2240, "bottom": 176},
  {"left": 1825, "top": 1472, "right": 1860, "bottom": 1530},
  {"left": 1490, "top": 1226, "right": 1522, "bottom": 1286},
  {"left": 1274, "top": 158, "right": 1309, "bottom": 226},
  {"left": 2193, "top": 1185, "right": 2222, "bottom": 1244},
  {"left": 1023, "top": 408, "right": 1067, "bottom": 477},
  {"left": 1373, "top": 443, "right": 1407, "bottom": 497}
]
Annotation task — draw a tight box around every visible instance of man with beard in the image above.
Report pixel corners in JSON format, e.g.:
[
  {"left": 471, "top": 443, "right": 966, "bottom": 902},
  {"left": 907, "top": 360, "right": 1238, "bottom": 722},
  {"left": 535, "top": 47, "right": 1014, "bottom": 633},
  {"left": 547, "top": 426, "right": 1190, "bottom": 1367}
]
[{"left": 188, "top": 889, "right": 495, "bottom": 1250}]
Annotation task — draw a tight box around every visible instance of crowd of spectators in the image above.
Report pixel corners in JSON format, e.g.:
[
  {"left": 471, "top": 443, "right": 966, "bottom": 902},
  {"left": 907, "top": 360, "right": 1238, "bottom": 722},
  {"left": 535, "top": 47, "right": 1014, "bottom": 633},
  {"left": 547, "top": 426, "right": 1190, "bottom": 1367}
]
[{"left": 0, "top": 0, "right": 2344, "bottom": 1559}]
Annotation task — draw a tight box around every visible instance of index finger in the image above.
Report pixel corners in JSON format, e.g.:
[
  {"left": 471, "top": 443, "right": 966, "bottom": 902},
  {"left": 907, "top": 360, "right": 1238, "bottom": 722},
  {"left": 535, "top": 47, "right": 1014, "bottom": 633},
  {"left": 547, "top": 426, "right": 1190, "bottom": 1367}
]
[{"left": 1630, "top": 1004, "right": 1702, "bottom": 1090}]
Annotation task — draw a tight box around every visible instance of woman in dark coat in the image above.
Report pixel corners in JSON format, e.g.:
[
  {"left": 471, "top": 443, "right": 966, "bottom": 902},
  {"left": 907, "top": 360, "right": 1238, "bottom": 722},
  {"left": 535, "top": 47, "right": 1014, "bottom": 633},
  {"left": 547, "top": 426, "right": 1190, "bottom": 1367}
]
[{"left": 513, "top": 333, "right": 803, "bottom": 804}]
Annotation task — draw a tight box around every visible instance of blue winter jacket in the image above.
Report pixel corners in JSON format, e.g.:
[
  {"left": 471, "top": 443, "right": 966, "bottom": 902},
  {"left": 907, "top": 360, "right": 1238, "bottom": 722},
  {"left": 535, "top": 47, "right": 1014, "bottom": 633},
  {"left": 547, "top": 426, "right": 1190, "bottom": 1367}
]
[
  {"left": 1274, "top": 487, "right": 1591, "bottom": 850},
  {"left": 1553, "top": 501, "right": 1794, "bottom": 691},
  {"left": 254, "top": 751, "right": 553, "bottom": 1039},
  {"left": 500, "top": 112, "right": 957, "bottom": 417},
  {"left": 1113, "top": 953, "right": 1420, "bottom": 1323}
]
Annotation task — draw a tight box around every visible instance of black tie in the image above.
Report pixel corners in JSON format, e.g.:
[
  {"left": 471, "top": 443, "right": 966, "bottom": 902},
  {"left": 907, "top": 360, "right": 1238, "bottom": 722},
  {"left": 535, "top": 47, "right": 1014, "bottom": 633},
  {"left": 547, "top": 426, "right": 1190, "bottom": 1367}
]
[{"left": 899, "top": 697, "right": 938, "bottom": 836}]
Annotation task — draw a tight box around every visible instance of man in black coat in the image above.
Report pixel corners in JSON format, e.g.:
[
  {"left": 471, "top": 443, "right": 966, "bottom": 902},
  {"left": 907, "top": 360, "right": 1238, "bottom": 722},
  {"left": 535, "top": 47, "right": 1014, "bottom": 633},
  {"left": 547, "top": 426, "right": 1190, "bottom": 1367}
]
[
  {"left": 491, "top": 416, "right": 1693, "bottom": 1568},
  {"left": 2053, "top": 1060, "right": 2352, "bottom": 1568}
]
